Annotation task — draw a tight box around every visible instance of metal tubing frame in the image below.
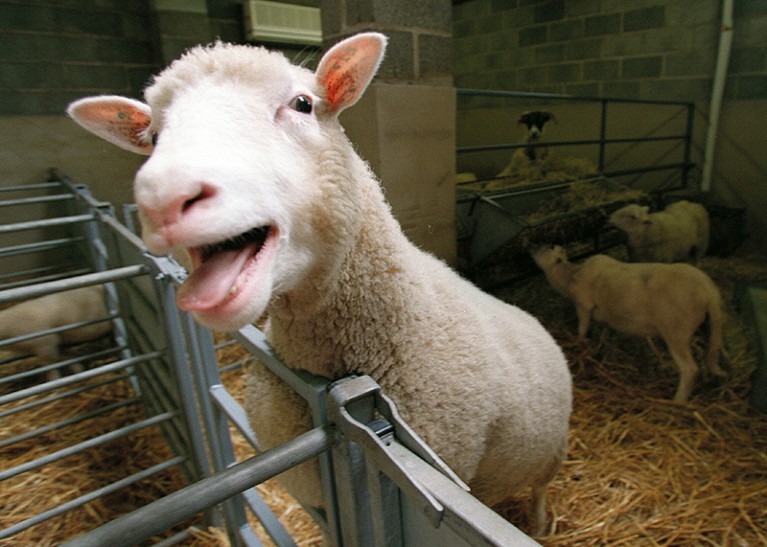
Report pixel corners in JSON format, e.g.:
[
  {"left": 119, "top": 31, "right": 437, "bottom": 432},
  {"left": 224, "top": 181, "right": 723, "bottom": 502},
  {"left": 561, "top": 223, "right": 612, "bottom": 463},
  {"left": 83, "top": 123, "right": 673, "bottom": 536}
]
[
  {"left": 62, "top": 426, "right": 336, "bottom": 547},
  {"left": 456, "top": 87, "right": 695, "bottom": 193}
]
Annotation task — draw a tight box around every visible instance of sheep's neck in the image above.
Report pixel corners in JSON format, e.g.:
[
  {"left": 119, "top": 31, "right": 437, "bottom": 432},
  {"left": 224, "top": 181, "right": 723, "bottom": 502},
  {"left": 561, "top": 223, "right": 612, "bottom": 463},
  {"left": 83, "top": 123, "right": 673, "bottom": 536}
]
[
  {"left": 267, "top": 166, "right": 421, "bottom": 381},
  {"left": 545, "top": 261, "right": 579, "bottom": 299}
]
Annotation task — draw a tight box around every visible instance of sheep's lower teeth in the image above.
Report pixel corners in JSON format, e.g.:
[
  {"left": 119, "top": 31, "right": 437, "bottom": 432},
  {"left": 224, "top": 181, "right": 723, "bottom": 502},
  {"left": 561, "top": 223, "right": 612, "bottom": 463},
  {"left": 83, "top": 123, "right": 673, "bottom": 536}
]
[{"left": 201, "top": 227, "right": 269, "bottom": 262}]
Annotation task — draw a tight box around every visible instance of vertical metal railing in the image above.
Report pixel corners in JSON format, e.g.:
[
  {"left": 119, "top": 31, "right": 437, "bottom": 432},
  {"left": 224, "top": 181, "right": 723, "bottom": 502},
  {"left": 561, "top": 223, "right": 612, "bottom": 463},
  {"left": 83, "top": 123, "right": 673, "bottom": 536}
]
[{"left": 455, "top": 88, "right": 695, "bottom": 190}]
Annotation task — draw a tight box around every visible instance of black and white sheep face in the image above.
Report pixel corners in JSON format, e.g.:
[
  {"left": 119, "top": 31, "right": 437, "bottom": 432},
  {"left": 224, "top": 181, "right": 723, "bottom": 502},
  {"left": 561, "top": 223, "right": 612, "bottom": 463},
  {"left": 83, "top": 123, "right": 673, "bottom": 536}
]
[
  {"left": 518, "top": 110, "right": 555, "bottom": 141},
  {"left": 67, "top": 33, "right": 387, "bottom": 331}
]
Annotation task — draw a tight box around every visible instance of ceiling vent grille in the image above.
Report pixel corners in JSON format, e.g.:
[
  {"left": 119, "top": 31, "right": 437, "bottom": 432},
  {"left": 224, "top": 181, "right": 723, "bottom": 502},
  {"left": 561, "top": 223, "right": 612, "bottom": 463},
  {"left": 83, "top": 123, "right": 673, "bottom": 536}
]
[{"left": 244, "top": 1, "right": 322, "bottom": 46}]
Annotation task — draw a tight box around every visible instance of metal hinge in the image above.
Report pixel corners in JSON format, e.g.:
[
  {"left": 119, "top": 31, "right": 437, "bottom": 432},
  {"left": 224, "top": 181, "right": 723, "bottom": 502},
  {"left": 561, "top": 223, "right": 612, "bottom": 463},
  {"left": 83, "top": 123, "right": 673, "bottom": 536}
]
[{"left": 327, "top": 375, "right": 469, "bottom": 528}]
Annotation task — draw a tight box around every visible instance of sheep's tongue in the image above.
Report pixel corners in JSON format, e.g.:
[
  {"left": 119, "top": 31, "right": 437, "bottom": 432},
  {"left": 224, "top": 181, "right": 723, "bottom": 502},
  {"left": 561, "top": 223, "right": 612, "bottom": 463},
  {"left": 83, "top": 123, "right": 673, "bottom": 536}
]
[{"left": 176, "top": 243, "right": 256, "bottom": 311}]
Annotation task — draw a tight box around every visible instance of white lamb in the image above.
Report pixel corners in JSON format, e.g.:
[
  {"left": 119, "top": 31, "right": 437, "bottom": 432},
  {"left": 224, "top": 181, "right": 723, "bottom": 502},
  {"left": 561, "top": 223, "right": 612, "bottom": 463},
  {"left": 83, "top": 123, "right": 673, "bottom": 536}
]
[
  {"left": 0, "top": 285, "right": 111, "bottom": 380},
  {"left": 531, "top": 245, "right": 726, "bottom": 402},
  {"left": 67, "top": 33, "right": 573, "bottom": 535},
  {"left": 609, "top": 200, "right": 710, "bottom": 263}
]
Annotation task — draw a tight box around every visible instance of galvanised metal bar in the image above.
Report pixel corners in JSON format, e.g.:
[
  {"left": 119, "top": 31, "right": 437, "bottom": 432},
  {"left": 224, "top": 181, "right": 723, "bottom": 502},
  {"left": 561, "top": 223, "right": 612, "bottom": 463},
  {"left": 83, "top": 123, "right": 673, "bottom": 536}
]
[
  {"left": 0, "top": 214, "right": 95, "bottom": 234},
  {"left": 61, "top": 425, "right": 336, "bottom": 547},
  {"left": 0, "top": 346, "right": 125, "bottom": 385},
  {"left": 0, "top": 266, "right": 90, "bottom": 290},
  {"left": 0, "top": 182, "right": 62, "bottom": 193},
  {"left": 683, "top": 103, "right": 695, "bottom": 187},
  {"left": 0, "top": 237, "right": 84, "bottom": 259},
  {"left": 0, "top": 194, "right": 74, "bottom": 208},
  {"left": 241, "top": 489, "right": 298, "bottom": 547},
  {"left": 234, "top": 325, "right": 330, "bottom": 411},
  {"left": 0, "top": 265, "right": 148, "bottom": 304},
  {"left": 151, "top": 274, "right": 216, "bottom": 483},
  {"left": 0, "top": 456, "right": 188, "bottom": 540},
  {"left": 456, "top": 86, "right": 692, "bottom": 105},
  {"left": 210, "top": 384, "right": 259, "bottom": 449},
  {"left": 0, "top": 313, "right": 116, "bottom": 348},
  {"left": 0, "top": 351, "right": 162, "bottom": 404},
  {"left": 233, "top": 325, "right": 344, "bottom": 546},
  {"left": 603, "top": 162, "right": 695, "bottom": 178},
  {"left": 0, "top": 398, "right": 140, "bottom": 449},
  {"left": 456, "top": 134, "right": 689, "bottom": 154},
  {"left": 0, "top": 372, "right": 133, "bottom": 418},
  {"left": 599, "top": 99, "right": 608, "bottom": 172},
  {"left": 180, "top": 311, "right": 250, "bottom": 542},
  {"left": 0, "top": 410, "right": 177, "bottom": 481}
]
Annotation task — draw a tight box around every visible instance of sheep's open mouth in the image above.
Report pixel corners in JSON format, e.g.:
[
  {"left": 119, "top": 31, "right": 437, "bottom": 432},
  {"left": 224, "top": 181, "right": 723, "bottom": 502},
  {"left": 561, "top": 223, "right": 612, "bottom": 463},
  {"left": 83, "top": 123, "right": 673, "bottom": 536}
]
[
  {"left": 197, "top": 226, "right": 270, "bottom": 264},
  {"left": 176, "top": 225, "right": 276, "bottom": 312}
]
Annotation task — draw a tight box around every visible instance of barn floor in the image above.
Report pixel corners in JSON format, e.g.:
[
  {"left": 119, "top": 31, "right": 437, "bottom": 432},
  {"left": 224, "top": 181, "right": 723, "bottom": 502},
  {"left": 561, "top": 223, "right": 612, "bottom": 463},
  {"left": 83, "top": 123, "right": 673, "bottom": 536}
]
[
  {"left": 490, "top": 243, "right": 767, "bottom": 545},
  {"left": 3, "top": 244, "right": 766, "bottom": 546}
]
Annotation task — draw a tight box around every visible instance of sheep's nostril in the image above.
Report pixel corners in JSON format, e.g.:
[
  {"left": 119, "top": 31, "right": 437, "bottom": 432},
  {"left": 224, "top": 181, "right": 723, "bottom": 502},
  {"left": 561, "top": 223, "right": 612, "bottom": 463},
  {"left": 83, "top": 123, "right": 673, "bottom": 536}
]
[{"left": 182, "top": 184, "right": 216, "bottom": 213}]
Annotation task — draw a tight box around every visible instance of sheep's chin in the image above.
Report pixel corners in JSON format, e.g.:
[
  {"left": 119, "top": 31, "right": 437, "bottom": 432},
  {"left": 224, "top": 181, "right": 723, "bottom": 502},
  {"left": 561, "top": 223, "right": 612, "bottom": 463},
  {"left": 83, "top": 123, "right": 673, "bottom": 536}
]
[{"left": 176, "top": 227, "right": 278, "bottom": 331}]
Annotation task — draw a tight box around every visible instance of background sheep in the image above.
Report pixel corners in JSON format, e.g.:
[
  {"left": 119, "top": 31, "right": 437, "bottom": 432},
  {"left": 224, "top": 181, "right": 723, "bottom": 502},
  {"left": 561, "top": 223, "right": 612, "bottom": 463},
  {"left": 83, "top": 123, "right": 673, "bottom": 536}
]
[
  {"left": 67, "top": 33, "right": 573, "bottom": 535},
  {"left": 531, "top": 245, "right": 726, "bottom": 403},
  {"left": 0, "top": 285, "right": 111, "bottom": 380},
  {"left": 497, "top": 110, "right": 556, "bottom": 178},
  {"left": 609, "top": 200, "right": 710, "bottom": 263}
]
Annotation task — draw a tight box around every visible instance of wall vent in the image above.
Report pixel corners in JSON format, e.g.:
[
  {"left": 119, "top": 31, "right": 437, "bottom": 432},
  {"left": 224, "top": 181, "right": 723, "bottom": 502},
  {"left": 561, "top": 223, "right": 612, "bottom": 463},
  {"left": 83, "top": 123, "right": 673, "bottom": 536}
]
[{"left": 244, "top": 1, "right": 322, "bottom": 46}]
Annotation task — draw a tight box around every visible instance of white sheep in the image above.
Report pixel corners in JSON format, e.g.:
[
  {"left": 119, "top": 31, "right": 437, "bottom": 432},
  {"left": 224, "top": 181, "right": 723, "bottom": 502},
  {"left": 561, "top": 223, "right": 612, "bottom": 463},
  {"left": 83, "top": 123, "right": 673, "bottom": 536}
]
[
  {"left": 0, "top": 285, "right": 112, "bottom": 380},
  {"left": 531, "top": 245, "right": 726, "bottom": 402},
  {"left": 67, "top": 33, "right": 573, "bottom": 535},
  {"left": 609, "top": 200, "right": 710, "bottom": 263}
]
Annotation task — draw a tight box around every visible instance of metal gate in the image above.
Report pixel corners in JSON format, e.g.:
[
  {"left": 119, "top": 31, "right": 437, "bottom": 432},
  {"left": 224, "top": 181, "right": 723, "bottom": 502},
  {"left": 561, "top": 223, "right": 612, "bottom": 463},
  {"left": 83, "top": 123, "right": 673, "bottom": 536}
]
[{"left": 2, "top": 173, "right": 537, "bottom": 546}]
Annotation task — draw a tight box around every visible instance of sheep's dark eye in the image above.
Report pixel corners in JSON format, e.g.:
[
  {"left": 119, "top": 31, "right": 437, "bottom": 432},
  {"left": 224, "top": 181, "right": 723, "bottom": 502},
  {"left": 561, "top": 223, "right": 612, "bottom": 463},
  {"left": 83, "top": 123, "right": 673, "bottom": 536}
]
[
  {"left": 290, "top": 95, "right": 313, "bottom": 114},
  {"left": 151, "top": 132, "right": 159, "bottom": 146}
]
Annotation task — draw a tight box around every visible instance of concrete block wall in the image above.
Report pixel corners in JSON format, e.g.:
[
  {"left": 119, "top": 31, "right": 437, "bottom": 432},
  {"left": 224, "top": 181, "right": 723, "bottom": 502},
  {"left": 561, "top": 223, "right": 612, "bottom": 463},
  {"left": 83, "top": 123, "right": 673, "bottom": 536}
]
[
  {"left": 323, "top": 0, "right": 457, "bottom": 262},
  {"left": 453, "top": 0, "right": 767, "bottom": 102},
  {"left": 322, "top": 0, "right": 453, "bottom": 85},
  {"left": 0, "top": 0, "right": 156, "bottom": 115}
]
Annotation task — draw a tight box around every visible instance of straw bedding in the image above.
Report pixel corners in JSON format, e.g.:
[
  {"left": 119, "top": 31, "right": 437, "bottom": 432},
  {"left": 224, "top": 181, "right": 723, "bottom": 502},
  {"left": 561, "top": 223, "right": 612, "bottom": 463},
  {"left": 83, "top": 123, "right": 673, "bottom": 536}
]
[{"left": 2, "top": 246, "right": 766, "bottom": 546}]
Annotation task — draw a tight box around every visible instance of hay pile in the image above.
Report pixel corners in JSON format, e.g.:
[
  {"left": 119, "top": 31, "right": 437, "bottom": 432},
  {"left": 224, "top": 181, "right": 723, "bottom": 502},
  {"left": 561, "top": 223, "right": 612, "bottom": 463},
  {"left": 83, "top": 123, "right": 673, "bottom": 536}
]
[
  {"left": 458, "top": 154, "right": 599, "bottom": 193},
  {"left": 491, "top": 245, "right": 767, "bottom": 544},
  {"left": 3, "top": 246, "right": 766, "bottom": 546},
  {"left": 525, "top": 180, "right": 647, "bottom": 223},
  {"left": 0, "top": 370, "right": 199, "bottom": 546},
  {"left": 492, "top": 154, "right": 599, "bottom": 189}
]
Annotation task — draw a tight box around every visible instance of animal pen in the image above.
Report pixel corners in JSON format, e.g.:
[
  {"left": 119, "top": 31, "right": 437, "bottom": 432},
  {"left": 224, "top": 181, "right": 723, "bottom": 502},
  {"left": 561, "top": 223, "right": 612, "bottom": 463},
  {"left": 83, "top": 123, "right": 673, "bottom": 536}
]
[
  {"left": 454, "top": 89, "right": 746, "bottom": 286},
  {"left": 453, "top": 88, "right": 767, "bottom": 544},
  {"left": 1, "top": 173, "right": 538, "bottom": 545},
  {"left": 2, "top": 91, "right": 766, "bottom": 546}
]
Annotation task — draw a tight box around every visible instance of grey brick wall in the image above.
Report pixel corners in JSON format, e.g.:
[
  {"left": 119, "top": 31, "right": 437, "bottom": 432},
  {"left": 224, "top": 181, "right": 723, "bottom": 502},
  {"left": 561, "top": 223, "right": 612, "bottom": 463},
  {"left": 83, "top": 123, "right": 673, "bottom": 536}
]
[
  {"left": 0, "top": 0, "right": 322, "bottom": 116},
  {"left": 0, "top": 0, "right": 156, "bottom": 115},
  {"left": 454, "top": 0, "right": 767, "bottom": 101},
  {"left": 322, "top": 0, "right": 452, "bottom": 84}
]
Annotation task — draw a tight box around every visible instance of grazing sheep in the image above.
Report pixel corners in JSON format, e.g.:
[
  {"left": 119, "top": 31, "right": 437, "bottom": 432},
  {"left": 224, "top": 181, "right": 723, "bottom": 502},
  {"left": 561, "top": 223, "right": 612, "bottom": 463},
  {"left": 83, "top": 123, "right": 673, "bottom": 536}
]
[
  {"left": 498, "top": 110, "right": 556, "bottom": 178},
  {"left": 609, "top": 200, "right": 710, "bottom": 263},
  {"left": 67, "top": 33, "right": 573, "bottom": 535},
  {"left": 531, "top": 245, "right": 726, "bottom": 402},
  {"left": 0, "top": 286, "right": 112, "bottom": 380}
]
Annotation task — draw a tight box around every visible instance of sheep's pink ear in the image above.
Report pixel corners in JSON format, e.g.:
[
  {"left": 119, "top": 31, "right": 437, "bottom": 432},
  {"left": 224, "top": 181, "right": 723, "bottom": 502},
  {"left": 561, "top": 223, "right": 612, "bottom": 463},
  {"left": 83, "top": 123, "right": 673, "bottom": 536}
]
[
  {"left": 316, "top": 32, "right": 387, "bottom": 114},
  {"left": 67, "top": 96, "right": 153, "bottom": 155}
]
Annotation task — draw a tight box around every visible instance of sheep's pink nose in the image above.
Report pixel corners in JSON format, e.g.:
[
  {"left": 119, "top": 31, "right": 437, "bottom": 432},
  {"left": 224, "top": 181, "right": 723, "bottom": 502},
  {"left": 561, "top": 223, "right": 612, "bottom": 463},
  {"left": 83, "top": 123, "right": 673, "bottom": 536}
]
[{"left": 139, "top": 183, "right": 217, "bottom": 229}]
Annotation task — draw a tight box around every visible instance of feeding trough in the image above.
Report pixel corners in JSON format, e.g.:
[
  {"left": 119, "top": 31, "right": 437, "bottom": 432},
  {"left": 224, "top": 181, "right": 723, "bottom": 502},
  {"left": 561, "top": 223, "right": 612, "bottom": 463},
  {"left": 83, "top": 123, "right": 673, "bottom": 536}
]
[{"left": 457, "top": 176, "right": 650, "bottom": 285}]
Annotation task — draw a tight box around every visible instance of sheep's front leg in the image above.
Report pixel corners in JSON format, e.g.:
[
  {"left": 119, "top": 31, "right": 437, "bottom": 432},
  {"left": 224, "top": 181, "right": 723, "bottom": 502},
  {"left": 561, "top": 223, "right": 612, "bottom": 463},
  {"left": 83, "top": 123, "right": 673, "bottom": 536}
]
[
  {"left": 668, "top": 345, "right": 698, "bottom": 403},
  {"left": 575, "top": 305, "right": 592, "bottom": 338},
  {"left": 532, "top": 484, "right": 549, "bottom": 536}
]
